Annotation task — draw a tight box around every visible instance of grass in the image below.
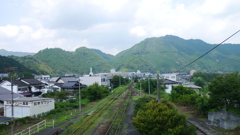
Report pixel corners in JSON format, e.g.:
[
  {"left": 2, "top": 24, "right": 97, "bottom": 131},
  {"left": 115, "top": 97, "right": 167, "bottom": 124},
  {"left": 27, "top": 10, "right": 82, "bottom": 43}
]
[{"left": 61, "top": 84, "right": 132, "bottom": 134}]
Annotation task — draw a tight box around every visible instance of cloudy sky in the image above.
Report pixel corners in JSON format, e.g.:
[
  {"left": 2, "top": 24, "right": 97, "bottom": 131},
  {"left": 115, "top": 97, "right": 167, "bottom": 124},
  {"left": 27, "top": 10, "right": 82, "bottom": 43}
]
[{"left": 0, "top": 0, "right": 239, "bottom": 55}]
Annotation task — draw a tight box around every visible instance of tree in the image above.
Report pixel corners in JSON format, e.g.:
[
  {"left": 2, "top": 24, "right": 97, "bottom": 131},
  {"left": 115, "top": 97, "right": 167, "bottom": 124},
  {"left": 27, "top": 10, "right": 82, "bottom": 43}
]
[
  {"left": 133, "top": 99, "right": 196, "bottom": 135},
  {"left": 55, "top": 91, "right": 69, "bottom": 102},
  {"left": 170, "top": 85, "right": 195, "bottom": 102},
  {"left": 109, "top": 75, "right": 129, "bottom": 88},
  {"left": 191, "top": 71, "right": 221, "bottom": 83},
  {"left": 133, "top": 96, "right": 152, "bottom": 116},
  {"left": 208, "top": 72, "right": 240, "bottom": 111},
  {"left": 193, "top": 77, "right": 205, "bottom": 88},
  {"left": 135, "top": 79, "right": 165, "bottom": 94},
  {"left": 81, "top": 83, "right": 109, "bottom": 101},
  {"left": 18, "top": 72, "right": 34, "bottom": 78}
]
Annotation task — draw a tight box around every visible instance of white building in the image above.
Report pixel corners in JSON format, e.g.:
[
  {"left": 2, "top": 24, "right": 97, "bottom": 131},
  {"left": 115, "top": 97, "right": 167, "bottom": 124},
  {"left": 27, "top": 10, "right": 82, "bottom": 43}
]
[
  {"left": 4, "top": 97, "right": 54, "bottom": 118},
  {"left": 79, "top": 75, "right": 110, "bottom": 86},
  {"left": 35, "top": 75, "right": 50, "bottom": 80},
  {"left": 161, "top": 73, "right": 178, "bottom": 82}
]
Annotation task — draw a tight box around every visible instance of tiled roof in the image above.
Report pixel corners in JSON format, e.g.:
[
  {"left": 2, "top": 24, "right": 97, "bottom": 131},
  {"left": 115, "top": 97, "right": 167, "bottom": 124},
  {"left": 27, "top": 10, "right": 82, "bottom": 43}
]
[
  {"left": 56, "top": 76, "right": 77, "bottom": 83},
  {"left": 10, "top": 80, "right": 28, "bottom": 87},
  {"left": 162, "top": 79, "right": 178, "bottom": 84},
  {"left": 0, "top": 86, "right": 24, "bottom": 101},
  {"left": 5, "top": 97, "right": 54, "bottom": 101},
  {"left": 20, "top": 78, "right": 44, "bottom": 85},
  {"left": 61, "top": 81, "right": 86, "bottom": 89}
]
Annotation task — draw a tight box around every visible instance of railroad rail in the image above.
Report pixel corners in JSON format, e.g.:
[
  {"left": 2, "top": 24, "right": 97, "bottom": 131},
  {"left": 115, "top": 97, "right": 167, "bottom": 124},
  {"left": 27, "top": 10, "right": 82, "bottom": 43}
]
[
  {"left": 104, "top": 86, "right": 133, "bottom": 135},
  {"left": 68, "top": 84, "right": 133, "bottom": 135}
]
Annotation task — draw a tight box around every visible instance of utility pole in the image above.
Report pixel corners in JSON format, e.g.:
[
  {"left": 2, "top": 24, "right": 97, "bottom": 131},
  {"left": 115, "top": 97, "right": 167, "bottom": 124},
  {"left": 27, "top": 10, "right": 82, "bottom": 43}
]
[
  {"left": 119, "top": 75, "right": 121, "bottom": 87},
  {"left": 148, "top": 75, "right": 150, "bottom": 95},
  {"left": 78, "top": 80, "right": 81, "bottom": 111},
  {"left": 11, "top": 77, "right": 14, "bottom": 135},
  {"left": 157, "top": 74, "right": 160, "bottom": 103},
  {"left": 140, "top": 80, "right": 142, "bottom": 97}
]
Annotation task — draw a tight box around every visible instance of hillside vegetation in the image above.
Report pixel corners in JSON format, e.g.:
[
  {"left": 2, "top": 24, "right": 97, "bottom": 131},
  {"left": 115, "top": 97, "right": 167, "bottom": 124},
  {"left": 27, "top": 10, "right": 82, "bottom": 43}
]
[
  {"left": 34, "top": 47, "right": 112, "bottom": 75},
  {"left": 1, "top": 35, "right": 240, "bottom": 75},
  {"left": 112, "top": 35, "right": 240, "bottom": 73}
]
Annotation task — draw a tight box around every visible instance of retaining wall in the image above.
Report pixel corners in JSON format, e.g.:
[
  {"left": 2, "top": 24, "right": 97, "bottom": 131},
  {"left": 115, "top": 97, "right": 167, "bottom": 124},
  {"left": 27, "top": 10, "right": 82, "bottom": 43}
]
[{"left": 208, "top": 111, "right": 240, "bottom": 129}]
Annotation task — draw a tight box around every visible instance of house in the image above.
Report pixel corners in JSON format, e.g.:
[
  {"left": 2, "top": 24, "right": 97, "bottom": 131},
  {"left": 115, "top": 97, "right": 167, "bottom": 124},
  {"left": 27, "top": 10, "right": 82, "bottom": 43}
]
[
  {"left": 0, "top": 78, "right": 47, "bottom": 97},
  {"left": 0, "top": 79, "right": 31, "bottom": 96},
  {"left": 60, "top": 81, "right": 87, "bottom": 93},
  {"left": 161, "top": 73, "right": 178, "bottom": 82},
  {"left": 4, "top": 97, "right": 54, "bottom": 118},
  {"left": 19, "top": 78, "right": 47, "bottom": 96},
  {"left": 0, "top": 86, "right": 24, "bottom": 115},
  {"left": 162, "top": 79, "right": 179, "bottom": 93},
  {"left": 35, "top": 75, "right": 50, "bottom": 81},
  {"left": 56, "top": 76, "right": 77, "bottom": 84}
]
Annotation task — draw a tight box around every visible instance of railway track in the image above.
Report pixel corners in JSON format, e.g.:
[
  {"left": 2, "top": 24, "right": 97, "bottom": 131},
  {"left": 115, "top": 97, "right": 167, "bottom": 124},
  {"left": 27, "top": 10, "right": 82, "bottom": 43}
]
[
  {"left": 66, "top": 83, "right": 133, "bottom": 135},
  {"left": 104, "top": 86, "right": 133, "bottom": 135}
]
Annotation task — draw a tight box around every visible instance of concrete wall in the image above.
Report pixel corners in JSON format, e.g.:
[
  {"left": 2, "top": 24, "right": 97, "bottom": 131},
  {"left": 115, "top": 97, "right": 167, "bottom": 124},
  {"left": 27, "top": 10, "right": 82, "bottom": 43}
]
[
  {"left": 31, "top": 99, "right": 55, "bottom": 116},
  {"left": 220, "top": 119, "right": 240, "bottom": 129},
  {"left": 165, "top": 85, "right": 172, "bottom": 93},
  {"left": 208, "top": 111, "right": 240, "bottom": 129},
  {"left": 4, "top": 98, "right": 55, "bottom": 118},
  {"left": 80, "top": 76, "right": 101, "bottom": 86}
]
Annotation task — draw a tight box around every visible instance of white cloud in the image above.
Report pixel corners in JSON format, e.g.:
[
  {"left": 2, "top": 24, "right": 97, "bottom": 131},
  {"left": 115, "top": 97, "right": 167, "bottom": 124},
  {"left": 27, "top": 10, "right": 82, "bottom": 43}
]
[
  {"left": 130, "top": 26, "right": 147, "bottom": 37},
  {"left": 31, "top": 28, "right": 55, "bottom": 40},
  {"left": 0, "top": 25, "right": 20, "bottom": 38},
  {"left": 0, "top": 0, "right": 240, "bottom": 55}
]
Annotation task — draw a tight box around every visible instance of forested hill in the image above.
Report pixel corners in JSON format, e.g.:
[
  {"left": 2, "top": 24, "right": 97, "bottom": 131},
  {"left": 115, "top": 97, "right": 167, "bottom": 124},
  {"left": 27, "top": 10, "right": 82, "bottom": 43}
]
[
  {"left": 0, "top": 49, "right": 35, "bottom": 56},
  {"left": 91, "top": 49, "right": 114, "bottom": 61},
  {"left": 110, "top": 35, "right": 240, "bottom": 73},
  {"left": 1, "top": 35, "right": 240, "bottom": 75},
  {"left": 34, "top": 47, "right": 113, "bottom": 75},
  {"left": 0, "top": 55, "right": 36, "bottom": 73}
]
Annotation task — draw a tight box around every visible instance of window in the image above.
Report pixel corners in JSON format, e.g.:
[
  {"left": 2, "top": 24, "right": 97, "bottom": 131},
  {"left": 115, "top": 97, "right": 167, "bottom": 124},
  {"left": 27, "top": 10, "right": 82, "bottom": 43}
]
[
  {"left": 23, "top": 102, "right": 28, "bottom": 105},
  {"left": 34, "top": 102, "right": 37, "bottom": 105}
]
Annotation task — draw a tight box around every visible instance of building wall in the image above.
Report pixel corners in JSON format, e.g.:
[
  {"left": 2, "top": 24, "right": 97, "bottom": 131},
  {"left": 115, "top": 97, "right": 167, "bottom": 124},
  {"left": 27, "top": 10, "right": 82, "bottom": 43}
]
[
  {"left": 4, "top": 100, "right": 31, "bottom": 118},
  {"left": 31, "top": 99, "right": 54, "bottom": 116},
  {"left": 165, "top": 85, "right": 172, "bottom": 93},
  {"left": 0, "top": 81, "right": 18, "bottom": 93},
  {"left": 4, "top": 98, "right": 54, "bottom": 118},
  {"left": 80, "top": 76, "right": 102, "bottom": 86}
]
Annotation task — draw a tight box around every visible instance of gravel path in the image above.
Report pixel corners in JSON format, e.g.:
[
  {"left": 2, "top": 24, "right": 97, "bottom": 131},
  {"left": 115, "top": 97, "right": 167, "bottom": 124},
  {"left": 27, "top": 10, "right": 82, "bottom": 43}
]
[{"left": 120, "top": 99, "right": 140, "bottom": 135}]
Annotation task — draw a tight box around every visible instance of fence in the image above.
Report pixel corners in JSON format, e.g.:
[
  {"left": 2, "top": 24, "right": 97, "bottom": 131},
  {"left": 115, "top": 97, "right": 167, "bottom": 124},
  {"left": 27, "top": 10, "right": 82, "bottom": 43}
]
[{"left": 15, "top": 120, "right": 54, "bottom": 135}]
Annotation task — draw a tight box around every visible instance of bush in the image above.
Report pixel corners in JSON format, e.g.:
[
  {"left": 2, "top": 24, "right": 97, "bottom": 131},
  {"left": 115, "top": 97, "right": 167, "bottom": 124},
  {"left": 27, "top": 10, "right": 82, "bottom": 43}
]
[
  {"left": 133, "top": 99, "right": 196, "bottom": 135},
  {"left": 133, "top": 96, "right": 152, "bottom": 116}
]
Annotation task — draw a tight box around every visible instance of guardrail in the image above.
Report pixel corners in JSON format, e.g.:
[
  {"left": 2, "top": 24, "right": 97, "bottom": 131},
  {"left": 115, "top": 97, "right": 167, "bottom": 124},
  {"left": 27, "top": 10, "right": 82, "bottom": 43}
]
[{"left": 15, "top": 120, "right": 54, "bottom": 135}]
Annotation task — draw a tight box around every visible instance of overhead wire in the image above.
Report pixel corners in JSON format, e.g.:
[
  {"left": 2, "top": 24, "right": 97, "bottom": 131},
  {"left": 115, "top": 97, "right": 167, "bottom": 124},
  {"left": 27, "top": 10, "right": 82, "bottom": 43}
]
[{"left": 175, "top": 30, "right": 240, "bottom": 73}]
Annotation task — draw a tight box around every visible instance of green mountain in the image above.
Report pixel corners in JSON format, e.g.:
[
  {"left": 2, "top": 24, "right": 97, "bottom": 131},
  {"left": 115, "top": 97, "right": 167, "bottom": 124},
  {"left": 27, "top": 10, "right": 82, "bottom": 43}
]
[
  {"left": 9, "top": 55, "right": 54, "bottom": 75},
  {"left": 91, "top": 48, "right": 114, "bottom": 61},
  {"left": 0, "top": 55, "right": 36, "bottom": 74},
  {"left": 0, "top": 49, "right": 35, "bottom": 56},
  {"left": 34, "top": 47, "right": 113, "bottom": 75},
  {"left": 1, "top": 35, "right": 240, "bottom": 75},
  {"left": 111, "top": 35, "right": 240, "bottom": 73}
]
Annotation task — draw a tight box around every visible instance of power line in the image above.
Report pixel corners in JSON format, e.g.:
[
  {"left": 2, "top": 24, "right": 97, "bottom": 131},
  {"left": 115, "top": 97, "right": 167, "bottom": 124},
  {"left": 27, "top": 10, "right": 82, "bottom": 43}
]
[{"left": 175, "top": 30, "right": 240, "bottom": 72}]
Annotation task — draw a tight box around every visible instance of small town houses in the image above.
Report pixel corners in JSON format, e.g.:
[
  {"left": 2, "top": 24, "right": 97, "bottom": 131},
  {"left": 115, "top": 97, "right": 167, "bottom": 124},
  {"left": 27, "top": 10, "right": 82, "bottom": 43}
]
[{"left": 0, "top": 69, "right": 201, "bottom": 119}]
